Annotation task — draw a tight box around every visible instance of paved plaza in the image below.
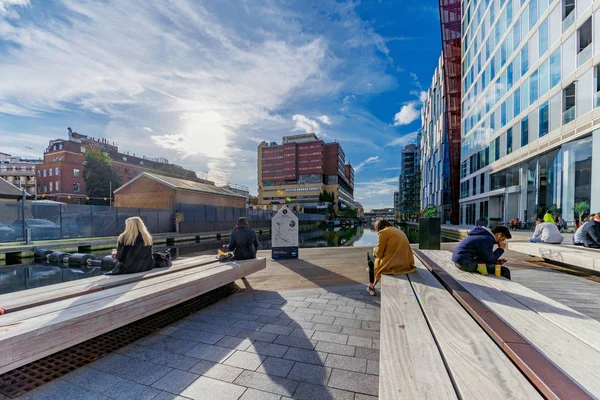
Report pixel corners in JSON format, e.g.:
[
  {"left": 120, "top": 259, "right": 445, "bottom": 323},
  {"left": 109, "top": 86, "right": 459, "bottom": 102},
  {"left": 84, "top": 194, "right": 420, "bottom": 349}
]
[{"left": 20, "top": 284, "right": 380, "bottom": 400}]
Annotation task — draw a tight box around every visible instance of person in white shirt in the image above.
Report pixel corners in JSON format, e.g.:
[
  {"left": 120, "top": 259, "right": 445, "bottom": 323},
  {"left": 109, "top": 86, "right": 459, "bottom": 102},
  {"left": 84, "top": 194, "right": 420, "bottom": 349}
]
[
  {"left": 530, "top": 218, "right": 564, "bottom": 244},
  {"left": 573, "top": 216, "right": 590, "bottom": 245}
]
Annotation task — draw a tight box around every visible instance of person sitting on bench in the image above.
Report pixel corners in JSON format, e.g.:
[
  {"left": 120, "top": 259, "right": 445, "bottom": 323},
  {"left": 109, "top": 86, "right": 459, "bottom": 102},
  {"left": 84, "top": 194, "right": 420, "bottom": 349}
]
[
  {"left": 530, "top": 218, "right": 564, "bottom": 244},
  {"left": 110, "top": 216, "right": 154, "bottom": 275},
  {"left": 225, "top": 217, "right": 260, "bottom": 260},
  {"left": 451, "top": 225, "right": 512, "bottom": 279},
  {"left": 574, "top": 216, "right": 591, "bottom": 245},
  {"left": 366, "top": 218, "right": 416, "bottom": 296},
  {"left": 581, "top": 212, "right": 600, "bottom": 249}
]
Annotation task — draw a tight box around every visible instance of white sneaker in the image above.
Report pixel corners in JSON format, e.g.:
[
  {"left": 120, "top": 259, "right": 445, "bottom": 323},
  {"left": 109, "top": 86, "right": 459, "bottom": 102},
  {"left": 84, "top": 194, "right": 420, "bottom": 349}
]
[{"left": 366, "top": 286, "right": 376, "bottom": 296}]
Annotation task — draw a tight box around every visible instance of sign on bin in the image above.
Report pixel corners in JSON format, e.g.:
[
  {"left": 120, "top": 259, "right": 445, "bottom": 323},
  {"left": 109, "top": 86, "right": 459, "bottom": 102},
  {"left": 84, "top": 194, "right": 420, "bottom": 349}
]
[{"left": 271, "top": 205, "right": 298, "bottom": 260}]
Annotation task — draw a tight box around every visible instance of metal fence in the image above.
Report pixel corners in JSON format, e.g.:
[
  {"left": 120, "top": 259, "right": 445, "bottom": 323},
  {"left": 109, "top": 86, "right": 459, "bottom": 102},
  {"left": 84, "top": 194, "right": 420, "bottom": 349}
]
[
  {"left": 0, "top": 201, "right": 174, "bottom": 243},
  {"left": 175, "top": 203, "right": 326, "bottom": 234}
]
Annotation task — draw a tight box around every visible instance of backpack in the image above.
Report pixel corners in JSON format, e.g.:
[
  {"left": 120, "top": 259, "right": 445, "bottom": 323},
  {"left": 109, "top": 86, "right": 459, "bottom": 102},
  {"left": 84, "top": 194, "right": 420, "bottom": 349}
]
[{"left": 153, "top": 250, "right": 172, "bottom": 269}]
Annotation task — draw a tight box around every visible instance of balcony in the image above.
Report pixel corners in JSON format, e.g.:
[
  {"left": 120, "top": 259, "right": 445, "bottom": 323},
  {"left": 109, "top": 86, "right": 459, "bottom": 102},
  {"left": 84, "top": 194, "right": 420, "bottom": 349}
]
[
  {"left": 577, "top": 45, "right": 592, "bottom": 68},
  {"left": 563, "top": 12, "right": 575, "bottom": 33},
  {"left": 563, "top": 106, "right": 576, "bottom": 125}
]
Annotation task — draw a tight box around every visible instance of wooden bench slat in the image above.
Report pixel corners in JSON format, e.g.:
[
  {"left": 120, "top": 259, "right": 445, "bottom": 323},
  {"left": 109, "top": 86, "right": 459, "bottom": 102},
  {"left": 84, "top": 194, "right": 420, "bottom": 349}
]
[
  {"left": 0, "top": 261, "right": 226, "bottom": 325},
  {"left": 409, "top": 261, "right": 541, "bottom": 399},
  {"left": 420, "top": 250, "right": 600, "bottom": 398},
  {"left": 0, "top": 258, "right": 266, "bottom": 375},
  {"left": 0, "top": 255, "right": 216, "bottom": 312},
  {"left": 379, "top": 274, "right": 457, "bottom": 400}
]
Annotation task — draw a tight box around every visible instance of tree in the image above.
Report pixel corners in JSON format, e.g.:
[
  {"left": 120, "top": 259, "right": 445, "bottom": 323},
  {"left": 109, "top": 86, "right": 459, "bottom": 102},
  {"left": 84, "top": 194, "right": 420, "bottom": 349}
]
[
  {"left": 574, "top": 201, "right": 590, "bottom": 227},
  {"left": 83, "top": 147, "right": 123, "bottom": 205},
  {"left": 319, "top": 189, "right": 335, "bottom": 203}
]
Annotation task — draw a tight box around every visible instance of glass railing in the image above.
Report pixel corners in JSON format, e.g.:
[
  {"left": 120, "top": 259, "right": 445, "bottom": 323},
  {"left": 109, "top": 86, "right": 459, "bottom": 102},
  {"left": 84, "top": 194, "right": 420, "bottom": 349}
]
[
  {"left": 595, "top": 92, "right": 600, "bottom": 109},
  {"left": 563, "top": 12, "right": 575, "bottom": 32},
  {"left": 563, "top": 107, "right": 576, "bottom": 125},
  {"left": 578, "top": 45, "right": 593, "bottom": 67}
]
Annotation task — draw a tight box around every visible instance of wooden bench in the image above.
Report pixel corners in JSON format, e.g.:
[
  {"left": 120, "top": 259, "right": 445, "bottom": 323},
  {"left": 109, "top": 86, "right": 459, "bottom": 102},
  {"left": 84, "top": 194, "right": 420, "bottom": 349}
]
[
  {"left": 415, "top": 249, "right": 600, "bottom": 399},
  {"left": 0, "top": 256, "right": 266, "bottom": 375},
  {"left": 379, "top": 259, "right": 541, "bottom": 400},
  {"left": 509, "top": 241, "right": 600, "bottom": 273}
]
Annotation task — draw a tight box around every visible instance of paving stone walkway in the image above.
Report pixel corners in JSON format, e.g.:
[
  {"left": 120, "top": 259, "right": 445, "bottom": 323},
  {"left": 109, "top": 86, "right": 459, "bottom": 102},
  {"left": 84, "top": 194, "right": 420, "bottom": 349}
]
[{"left": 21, "top": 284, "right": 380, "bottom": 400}]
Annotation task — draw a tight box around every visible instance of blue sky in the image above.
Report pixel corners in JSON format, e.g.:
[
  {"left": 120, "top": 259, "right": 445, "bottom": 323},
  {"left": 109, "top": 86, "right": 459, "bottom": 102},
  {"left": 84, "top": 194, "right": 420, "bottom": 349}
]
[{"left": 0, "top": 0, "right": 441, "bottom": 211}]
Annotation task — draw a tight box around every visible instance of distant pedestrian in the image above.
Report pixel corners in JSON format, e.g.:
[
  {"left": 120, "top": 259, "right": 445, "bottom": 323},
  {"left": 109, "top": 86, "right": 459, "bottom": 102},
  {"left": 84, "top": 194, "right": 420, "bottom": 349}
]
[
  {"left": 555, "top": 216, "right": 565, "bottom": 232},
  {"left": 581, "top": 212, "right": 600, "bottom": 249},
  {"left": 452, "top": 225, "right": 512, "bottom": 279},
  {"left": 530, "top": 218, "right": 564, "bottom": 244},
  {"left": 110, "top": 216, "right": 154, "bottom": 275},
  {"left": 543, "top": 210, "right": 555, "bottom": 224},
  {"left": 366, "top": 219, "right": 416, "bottom": 296},
  {"left": 573, "top": 216, "right": 591, "bottom": 245},
  {"left": 225, "top": 217, "right": 259, "bottom": 260}
]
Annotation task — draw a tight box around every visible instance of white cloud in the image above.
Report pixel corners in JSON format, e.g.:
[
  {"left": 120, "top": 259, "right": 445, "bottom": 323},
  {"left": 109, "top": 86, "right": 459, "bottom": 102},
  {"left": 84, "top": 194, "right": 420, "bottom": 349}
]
[
  {"left": 143, "top": 127, "right": 153, "bottom": 132},
  {"left": 386, "top": 131, "right": 419, "bottom": 147},
  {"left": 393, "top": 103, "right": 420, "bottom": 126},
  {"left": 354, "top": 156, "right": 379, "bottom": 172},
  {"left": 0, "top": 0, "right": 29, "bottom": 15},
  {"left": 317, "top": 115, "right": 332, "bottom": 125},
  {"left": 419, "top": 91, "right": 427, "bottom": 103},
  {"left": 292, "top": 114, "right": 321, "bottom": 133}
]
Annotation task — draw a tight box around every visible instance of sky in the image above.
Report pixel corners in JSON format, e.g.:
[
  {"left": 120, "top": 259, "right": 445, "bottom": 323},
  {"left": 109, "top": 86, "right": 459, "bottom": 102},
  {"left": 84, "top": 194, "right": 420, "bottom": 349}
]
[{"left": 0, "top": 0, "right": 442, "bottom": 211}]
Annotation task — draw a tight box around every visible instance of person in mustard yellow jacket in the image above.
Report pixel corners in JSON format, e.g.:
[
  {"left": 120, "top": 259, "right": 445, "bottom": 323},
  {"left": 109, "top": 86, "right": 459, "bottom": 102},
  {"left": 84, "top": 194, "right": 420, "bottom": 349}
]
[{"left": 366, "top": 219, "right": 416, "bottom": 296}]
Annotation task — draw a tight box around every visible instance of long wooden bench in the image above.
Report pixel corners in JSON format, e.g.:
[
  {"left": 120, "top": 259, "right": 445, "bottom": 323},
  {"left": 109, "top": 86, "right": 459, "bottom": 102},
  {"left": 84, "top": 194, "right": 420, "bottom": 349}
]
[
  {"left": 415, "top": 249, "right": 600, "bottom": 399},
  {"left": 379, "top": 260, "right": 541, "bottom": 400},
  {"left": 0, "top": 256, "right": 266, "bottom": 375},
  {"left": 509, "top": 241, "right": 600, "bottom": 273}
]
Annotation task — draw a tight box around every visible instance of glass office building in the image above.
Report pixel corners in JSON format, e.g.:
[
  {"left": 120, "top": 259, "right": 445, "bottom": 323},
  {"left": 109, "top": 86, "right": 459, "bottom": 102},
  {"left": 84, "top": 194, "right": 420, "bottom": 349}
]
[
  {"left": 421, "top": 55, "right": 453, "bottom": 223},
  {"left": 459, "top": 0, "right": 600, "bottom": 225}
]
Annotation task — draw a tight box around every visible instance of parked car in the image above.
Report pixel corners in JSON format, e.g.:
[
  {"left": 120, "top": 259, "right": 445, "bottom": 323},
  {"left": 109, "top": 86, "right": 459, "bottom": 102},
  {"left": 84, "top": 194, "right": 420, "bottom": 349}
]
[
  {"left": 11, "top": 219, "right": 61, "bottom": 240},
  {"left": 0, "top": 223, "right": 16, "bottom": 242}
]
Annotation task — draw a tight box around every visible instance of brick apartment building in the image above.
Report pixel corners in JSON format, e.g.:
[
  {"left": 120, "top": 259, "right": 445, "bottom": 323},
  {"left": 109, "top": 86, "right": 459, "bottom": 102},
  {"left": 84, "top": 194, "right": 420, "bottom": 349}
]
[
  {"left": 35, "top": 128, "right": 204, "bottom": 203},
  {"left": 0, "top": 153, "right": 42, "bottom": 196},
  {"left": 257, "top": 133, "right": 354, "bottom": 211}
]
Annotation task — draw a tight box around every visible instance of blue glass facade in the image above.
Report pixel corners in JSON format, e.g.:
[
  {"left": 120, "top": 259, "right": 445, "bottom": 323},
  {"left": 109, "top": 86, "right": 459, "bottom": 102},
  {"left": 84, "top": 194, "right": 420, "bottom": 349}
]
[{"left": 460, "top": 0, "right": 600, "bottom": 225}]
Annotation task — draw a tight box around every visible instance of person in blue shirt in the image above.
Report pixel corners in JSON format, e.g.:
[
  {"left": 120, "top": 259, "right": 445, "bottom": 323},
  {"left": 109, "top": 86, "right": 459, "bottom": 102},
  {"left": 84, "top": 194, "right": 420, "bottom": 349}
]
[{"left": 452, "top": 225, "right": 512, "bottom": 279}]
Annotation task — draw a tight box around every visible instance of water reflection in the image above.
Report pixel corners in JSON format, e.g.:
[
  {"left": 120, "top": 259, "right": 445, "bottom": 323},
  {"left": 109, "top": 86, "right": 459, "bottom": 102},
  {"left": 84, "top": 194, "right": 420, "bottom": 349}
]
[{"left": 0, "top": 225, "right": 385, "bottom": 295}]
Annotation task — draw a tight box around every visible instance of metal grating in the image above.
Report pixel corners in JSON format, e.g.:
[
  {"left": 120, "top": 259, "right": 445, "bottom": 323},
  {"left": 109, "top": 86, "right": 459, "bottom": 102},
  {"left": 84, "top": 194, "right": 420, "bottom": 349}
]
[{"left": 0, "top": 285, "right": 238, "bottom": 398}]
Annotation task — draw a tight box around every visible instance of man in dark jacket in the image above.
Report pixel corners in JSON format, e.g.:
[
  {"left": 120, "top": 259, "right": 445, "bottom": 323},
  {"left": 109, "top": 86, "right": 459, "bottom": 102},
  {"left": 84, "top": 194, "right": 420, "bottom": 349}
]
[
  {"left": 227, "top": 217, "right": 260, "bottom": 260},
  {"left": 581, "top": 212, "right": 600, "bottom": 249},
  {"left": 452, "top": 225, "right": 512, "bottom": 279}
]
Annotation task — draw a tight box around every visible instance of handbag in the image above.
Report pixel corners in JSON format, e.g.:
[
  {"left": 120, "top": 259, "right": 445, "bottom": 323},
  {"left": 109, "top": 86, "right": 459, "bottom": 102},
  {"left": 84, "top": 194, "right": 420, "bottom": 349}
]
[{"left": 153, "top": 250, "right": 173, "bottom": 269}]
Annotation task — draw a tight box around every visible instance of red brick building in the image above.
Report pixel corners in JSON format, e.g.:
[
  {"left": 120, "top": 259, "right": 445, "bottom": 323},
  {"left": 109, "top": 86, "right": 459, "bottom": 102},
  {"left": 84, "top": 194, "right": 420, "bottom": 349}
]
[
  {"left": 257, "top": 133, "right": 354, "bottom": 210},
  {"left": 35, "top": 129, "right": 204, "bottom": 203},
  {"left": 114, "top": 172, "right": 246, "bottom": 209}
]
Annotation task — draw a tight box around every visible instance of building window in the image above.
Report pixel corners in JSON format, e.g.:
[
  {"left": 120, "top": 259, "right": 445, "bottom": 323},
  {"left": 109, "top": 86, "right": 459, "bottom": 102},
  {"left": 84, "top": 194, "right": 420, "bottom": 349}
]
[
  {"left": 521, "top": 42, "right": 529, "bottom": 76},
  {"left": 55, "top": 167, "right": 59, "bottom": 176},
  {"left": 550, "top": 49, "right": 561, "bottom": 88},
  {"left": 480, "top": 173, "right": 485, "bottom": 195},
  {"left": 49, "top": 168, "right": 53, "bottom": 177},
  {"left": 521, "top": 117, "right": 529, "bottom": 147},
  {"left": 73, "top": 182, "right": 80, "bottom": 193},
  {"left": 563, "top": 82, "right": 576, "bottom": 124},
  {"left": 73, "top": 168, "right": 80, "bottom": 177},
  {"left": 49, "top": 182, "right": 53, "bottom": 192},
  {"left": 43, "top": 168, "right": 46, "bottom": 177},
  {"left": 495, "top": 137, "right": 500, "bottom": 161},
  {"left": 578, "top": 18, "right": 592, "bottom": 53},
  {"left": 123, "top": 156, "right": 127, "bottom": 162},
  {"left": 539, "top": 18, "right": 549, "bottom": 56},
  {"left": 595, "top": 64, "right": 600, "bottom": 108},
  {"left": 507, "top": 127, "right": 513, "bottom": 155},
  {"left": 472, "top": 177, "right": 477, "bottom": 196},
  {"left": 563, "top": 0, "right": 575, "bottom": 20},
  {"left": 55, "top": 181, "right": 59, "bottom": 192},
  {"left": 37, "top": 170, "right": 40, "bottom": 177},
  {"left": 539, "top": 101, "right": 549, "bottom": 137},
  {"left": 530, "top": 70, "right": 539, "bottom": 104},
  {"left": 80, "top": 146, "right": 86, "bottom": 153},
  {"left": 514, "top": 87, "right": 521, "bottom": 116},
  {"left": 43, "top": 184, "right": 47, "bottom": 193}
]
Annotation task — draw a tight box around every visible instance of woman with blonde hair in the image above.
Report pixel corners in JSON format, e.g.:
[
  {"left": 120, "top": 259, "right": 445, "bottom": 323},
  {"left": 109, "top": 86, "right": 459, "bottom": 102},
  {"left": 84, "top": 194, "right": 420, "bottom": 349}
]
[{"left": 110, "top": 216, "right": 155, "bottom": 274}]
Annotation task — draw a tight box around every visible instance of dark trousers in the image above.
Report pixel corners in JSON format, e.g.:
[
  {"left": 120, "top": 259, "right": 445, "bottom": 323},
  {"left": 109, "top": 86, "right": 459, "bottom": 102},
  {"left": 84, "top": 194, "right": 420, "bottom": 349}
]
[
  {"left": 367, "top": 252, "right": 375, "bottom": 284},
  {"left": 455, "top": 262, "right": 511, "bottom": 280}
]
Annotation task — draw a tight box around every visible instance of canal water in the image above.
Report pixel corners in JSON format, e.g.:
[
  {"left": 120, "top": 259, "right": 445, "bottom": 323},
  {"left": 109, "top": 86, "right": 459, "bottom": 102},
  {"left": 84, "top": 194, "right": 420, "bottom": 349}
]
[{"left": 0, "top": 225, "right": 421, "bottom": 295}]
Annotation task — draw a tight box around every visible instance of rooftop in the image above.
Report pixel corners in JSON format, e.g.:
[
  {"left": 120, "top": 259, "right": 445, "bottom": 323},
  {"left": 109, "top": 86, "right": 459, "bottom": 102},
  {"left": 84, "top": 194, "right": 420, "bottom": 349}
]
[
  {"left": 114, "top": 172, "right": 247, "bottom": 199},
  {"left": 0, "top": 177, "right": 31, "bottom": 199}
]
